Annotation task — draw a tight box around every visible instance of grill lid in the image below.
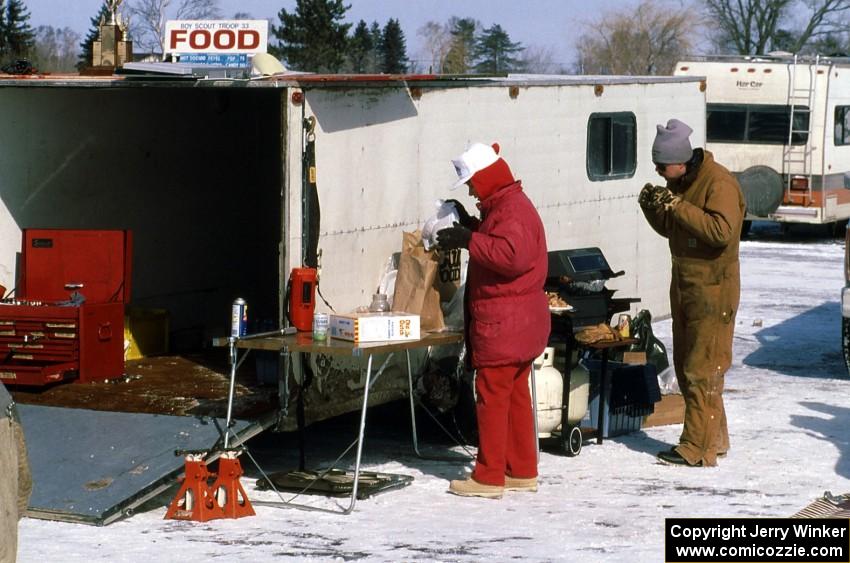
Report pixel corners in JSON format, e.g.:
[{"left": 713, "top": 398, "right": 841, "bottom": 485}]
[{"left": 547, "top": 247, "right": 624, "bottom": 282}]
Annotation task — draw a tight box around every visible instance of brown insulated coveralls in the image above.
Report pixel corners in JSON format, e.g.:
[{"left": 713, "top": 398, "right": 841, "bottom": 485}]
[
  {"left": 641, "top": 150, "right": 744, "bottom": 466},
  {"left": 1, "top": 383, "right": 31, "bottom": 563}
]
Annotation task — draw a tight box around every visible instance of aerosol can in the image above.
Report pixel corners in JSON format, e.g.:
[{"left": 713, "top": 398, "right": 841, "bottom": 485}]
[{"left": 231, "top": 298, "right": 248, "bottom": 338}]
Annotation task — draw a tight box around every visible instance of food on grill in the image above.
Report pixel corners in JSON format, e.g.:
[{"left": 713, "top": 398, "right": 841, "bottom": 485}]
[
  {"left": 546, "top": 291, "right": 570, "bottom": 308},
  {"left": 574, "top": 323, "right": 622, "bottom": 344}
]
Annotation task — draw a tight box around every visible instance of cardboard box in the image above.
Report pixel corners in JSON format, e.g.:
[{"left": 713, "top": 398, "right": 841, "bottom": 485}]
[
  {"left": 643, "top": 393, "right": 685, "bottom": 428},
  {"left": 622, "top": 351, "right": 646, "bottom": 365},
  {"left": 329, "top": 312, "right": 420, "bottom": 343},
  {"left": 124, "top": 306, "right": 169, "bottom": 360}
]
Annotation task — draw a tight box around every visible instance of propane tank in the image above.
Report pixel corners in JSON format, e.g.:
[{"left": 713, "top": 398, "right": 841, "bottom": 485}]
[
  {"left": 288, "top": 267, "right": 317, "bottom": 331},
  {"left": 567, "top": 358, "right": 590, "bottom": 427},
  {"left": 531, "top": 347, "right": 563, "bottom": 437},
  {"left": 532, "top": 347, "right": 590, "bottom": 437}
]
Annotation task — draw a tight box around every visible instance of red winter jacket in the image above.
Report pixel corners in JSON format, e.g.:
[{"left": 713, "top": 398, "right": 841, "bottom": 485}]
[{"left": 466, "top": 181, "right": 550, "bottom": 368}]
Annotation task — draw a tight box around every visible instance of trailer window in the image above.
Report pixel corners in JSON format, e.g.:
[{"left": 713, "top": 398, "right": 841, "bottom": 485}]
[
  {"left": 587, "top": 112, "right": 636, "bottom": 181},
  {"left": 835, "top": 106, "right": 850, "bottom": 145},
  {"left": 707, "top": 104, "right": 808, "bottom": 144}
]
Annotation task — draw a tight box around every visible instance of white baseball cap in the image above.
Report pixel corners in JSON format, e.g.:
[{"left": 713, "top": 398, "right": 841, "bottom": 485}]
[{"left": 451, "top": 143, "right": 500, "bottom": 190}]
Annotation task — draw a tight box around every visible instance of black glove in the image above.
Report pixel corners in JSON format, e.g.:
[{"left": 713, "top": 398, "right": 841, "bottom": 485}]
[
  {"left": 444, "top": 199, "right": 474, "bottom": 228},
  {"left": 436, "top": 222, "right": 472, "bottom": 250}
]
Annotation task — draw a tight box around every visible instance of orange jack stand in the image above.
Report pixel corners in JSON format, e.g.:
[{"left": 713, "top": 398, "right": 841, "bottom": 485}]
[
  {"left": 210, "top": 451, "right": 255, "bottom": 519},
  {"left": 164, "top": 455, "right": 225, "bottom": 522}
]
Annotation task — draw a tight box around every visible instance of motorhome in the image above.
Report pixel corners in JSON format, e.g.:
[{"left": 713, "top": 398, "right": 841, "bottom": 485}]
[
  {"left": 675, "top": 54, "right": 850, "bottom": 232},
  {"left": 0, "top": 71, "right": 704, "bottom": 426}
]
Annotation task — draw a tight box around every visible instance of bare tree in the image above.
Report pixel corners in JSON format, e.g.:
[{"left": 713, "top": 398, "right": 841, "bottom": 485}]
[
  {"left": 175, "top": 0, "right": 219, "bottom": 20},
  {"left": 704, "top": 0, "right": 850, "bottom": 54},
  {"left": 576, "top": 0, "right": 696, "bottom": 75},
  {"left": 417, "top": 21, "right": 450, "bottom": 73},
  {"left": 128, "top": 0, "right": 220, "bottom": 56},
  {"left": 520, "top": 45, "right": 560, "bottom": 74}
]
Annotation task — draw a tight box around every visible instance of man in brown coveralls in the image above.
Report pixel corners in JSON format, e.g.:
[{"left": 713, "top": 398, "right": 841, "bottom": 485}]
[
  {"left": 639, "top": 119, "right": 745, "bottom": 467},
  {"left": 1, "top": 381, "right": 31, "bottom": 562}
]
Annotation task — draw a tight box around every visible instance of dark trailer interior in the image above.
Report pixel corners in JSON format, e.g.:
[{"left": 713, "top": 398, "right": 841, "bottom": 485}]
[{"left": 0, "top": 78, "right": 285, "bottom": 349}]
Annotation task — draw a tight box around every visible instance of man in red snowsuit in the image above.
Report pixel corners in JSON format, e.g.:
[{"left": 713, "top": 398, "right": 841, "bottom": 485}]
[{"left": 438, "top": 142, "right": 550, "bottom": 499}]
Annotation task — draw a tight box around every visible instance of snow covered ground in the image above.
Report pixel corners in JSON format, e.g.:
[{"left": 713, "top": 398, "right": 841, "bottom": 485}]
[{"left": 16, "top": 224, "right": 850, "bottom": 562}]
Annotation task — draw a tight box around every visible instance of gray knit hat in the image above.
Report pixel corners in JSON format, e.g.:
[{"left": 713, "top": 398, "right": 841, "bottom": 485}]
[{"left": 652, "top": 119, "right": 693, "bottom": 164}]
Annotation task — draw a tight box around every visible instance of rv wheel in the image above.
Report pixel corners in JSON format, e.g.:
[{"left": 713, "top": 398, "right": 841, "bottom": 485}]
[
  {"left": 829, "top": 220, "right": 848, "bottom": 239},
  {"left": 562, "top": 425, "right": 583, "bottom": 457}
]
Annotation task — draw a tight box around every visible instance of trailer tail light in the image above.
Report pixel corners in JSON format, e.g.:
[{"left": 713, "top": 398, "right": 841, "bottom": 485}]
[{"left": 790, "top": 177, "right": 809, "bottom": 191}]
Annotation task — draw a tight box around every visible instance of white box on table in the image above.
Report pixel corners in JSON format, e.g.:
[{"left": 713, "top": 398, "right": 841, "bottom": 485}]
[{"left": 329, "top": 312, "right": 420, "bottom": 343}]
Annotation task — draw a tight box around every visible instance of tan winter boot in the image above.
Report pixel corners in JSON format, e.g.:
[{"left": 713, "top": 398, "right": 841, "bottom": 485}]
[
  {"left": 504, "top": 476, "right": 537, "bottom": 492},
  {"left": 448, "top": 478, "right": 504, "bottom": 499}
]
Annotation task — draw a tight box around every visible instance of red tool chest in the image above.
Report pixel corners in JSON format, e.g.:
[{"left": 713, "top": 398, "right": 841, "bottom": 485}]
[{"left": 0, "top": 229, "right": 132, "bottom": 385}]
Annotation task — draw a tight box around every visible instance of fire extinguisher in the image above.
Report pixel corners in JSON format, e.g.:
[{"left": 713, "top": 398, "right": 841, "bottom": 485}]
[{"left": 286, "top": 267, "right": 317, "bottom": 331}]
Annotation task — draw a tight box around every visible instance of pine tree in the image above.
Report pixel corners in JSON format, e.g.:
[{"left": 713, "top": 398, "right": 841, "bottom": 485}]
[
  {"left": 269, "top": 0, "right": 351, "bottom": 73},
  {"left": 348, "top": 20, "right": 373, "bottom": 73},
  {"left": 4, "top": 0, "right": 34, "bottom": 59},
  {"left": 78, "top": 5, "right": 109, "bottom": 70},
  {"left": 379, "top": 18, "right": 408, "bottom": 74},
  {"left": 472, "top": 24, "right": 523, "bottom": 74},
  {"left": 443, "top": 17, "right": 477, "bottom": 74},
  {"left": 0, "top": 1, "right": 7, "bottom": 56}
]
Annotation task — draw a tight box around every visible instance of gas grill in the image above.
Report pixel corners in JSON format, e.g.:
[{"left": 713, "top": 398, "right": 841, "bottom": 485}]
[
  {"left": 0, "top": 229, "right": 132, "bottom": 386},
  {"left": 546, "top": 247, "right": 638, "bottom": 329},
  {"left": 544, "top": 247, "right": 642, "bottom": 454}
]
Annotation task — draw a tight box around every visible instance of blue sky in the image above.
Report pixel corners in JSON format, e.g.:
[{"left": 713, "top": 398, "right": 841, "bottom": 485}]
[{"left": 27, "top": 0, "right": 646, "bottom": 67}]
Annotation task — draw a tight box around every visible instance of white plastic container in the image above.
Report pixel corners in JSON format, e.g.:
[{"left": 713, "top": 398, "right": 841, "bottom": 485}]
[{"left": 531, "top": 347, "right": 589, "bottom": 437}]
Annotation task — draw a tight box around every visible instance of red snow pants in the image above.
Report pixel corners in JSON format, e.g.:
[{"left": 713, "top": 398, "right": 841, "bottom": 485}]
[{"left": 472, "top": 362, "right": 538, "bottom": 486}]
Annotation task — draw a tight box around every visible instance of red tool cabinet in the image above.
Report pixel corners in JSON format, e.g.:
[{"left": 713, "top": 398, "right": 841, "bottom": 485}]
[{"left": 0, "top": 229, "right": 132, "bottom": 385}]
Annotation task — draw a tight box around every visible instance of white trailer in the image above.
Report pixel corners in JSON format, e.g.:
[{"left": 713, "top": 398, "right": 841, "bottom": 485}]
[
  {"left": 0, "top": 71, "right": 703, "bottom": 424},
  {"left": 675, "top": 54, "right": 850, "bottom": 230}
]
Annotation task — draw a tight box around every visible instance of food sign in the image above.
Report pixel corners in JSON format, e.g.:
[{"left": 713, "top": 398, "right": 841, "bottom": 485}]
[{"left": 163, "top": 20, "right": 268, "bottom": 56}]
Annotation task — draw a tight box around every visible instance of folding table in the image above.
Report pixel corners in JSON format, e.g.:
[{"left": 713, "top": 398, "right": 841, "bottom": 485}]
[{"left": 218, "top": 330, "right": 464, "bottom": 514}]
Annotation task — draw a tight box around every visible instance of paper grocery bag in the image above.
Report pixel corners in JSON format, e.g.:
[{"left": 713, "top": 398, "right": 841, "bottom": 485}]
[
  {"left": 399, "top": 230, "right": 461, "bottom": 303},
  {"left": 392, "top": 231, "right": 445, "bottom": 331},
  {"left": 435, "top": 248, "right": 462, "bottom": 302}
]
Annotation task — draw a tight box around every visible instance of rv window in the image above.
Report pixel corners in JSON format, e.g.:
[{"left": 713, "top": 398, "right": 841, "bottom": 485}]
[
  {"left": 587, "top": 112, "right": 636, "bottom": 181},
  {"left": 707, "top": 104, "right": 808, "bottom": 145},
  {"left": 835, "top": 106, "right": 850, "bottom": 146}
]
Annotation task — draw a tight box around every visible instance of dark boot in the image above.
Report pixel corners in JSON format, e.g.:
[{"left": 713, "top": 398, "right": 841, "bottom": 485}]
[{"left": 657, "top": 448, "right": 703, "bottom": 467}]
